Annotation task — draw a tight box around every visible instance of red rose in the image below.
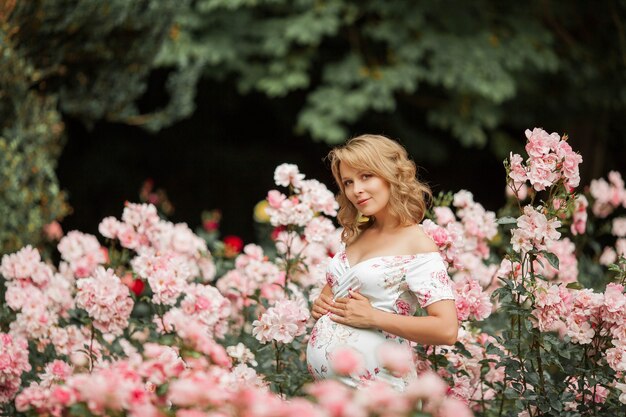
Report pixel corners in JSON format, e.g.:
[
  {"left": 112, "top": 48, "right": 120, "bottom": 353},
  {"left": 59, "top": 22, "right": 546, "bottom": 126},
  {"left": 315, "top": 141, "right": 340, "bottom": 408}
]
[{"left": 223, "top": 235, "right": 244, "bottom": 257}]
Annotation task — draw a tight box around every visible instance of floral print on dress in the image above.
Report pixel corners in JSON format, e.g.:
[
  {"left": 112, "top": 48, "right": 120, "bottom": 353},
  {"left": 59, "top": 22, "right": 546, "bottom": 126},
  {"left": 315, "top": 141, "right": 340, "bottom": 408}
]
[
  {"left": 395, "top": 298, "right": 411, "bottom": 316},
  {"left": 432, "top": 269, "right": 451, "bottom": 285},
  {"left": 407, "top": 264, "right": 455, "bottom": 308},
  {"left": 326, "top": 271, "right": 337, "bottom": 288}
]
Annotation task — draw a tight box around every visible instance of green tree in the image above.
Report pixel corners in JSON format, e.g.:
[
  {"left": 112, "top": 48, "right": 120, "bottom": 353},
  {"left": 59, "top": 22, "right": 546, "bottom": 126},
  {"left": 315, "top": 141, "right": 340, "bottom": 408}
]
[
  {"left": 159, "top": 0, "right": 625, "bottom": 172},
  {"left": 0, "top": 0, "right": 191, "bottom": 254}
]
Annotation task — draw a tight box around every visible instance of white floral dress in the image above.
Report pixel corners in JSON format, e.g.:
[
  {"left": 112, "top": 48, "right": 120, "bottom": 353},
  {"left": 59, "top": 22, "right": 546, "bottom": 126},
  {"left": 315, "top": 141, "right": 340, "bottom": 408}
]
[{"left": 306, "top": 248, "right": 455, "bottom": 390}]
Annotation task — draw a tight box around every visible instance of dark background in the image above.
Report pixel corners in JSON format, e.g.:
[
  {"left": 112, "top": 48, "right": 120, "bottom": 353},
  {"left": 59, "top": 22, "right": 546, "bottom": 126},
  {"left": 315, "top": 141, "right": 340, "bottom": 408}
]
[{"left": 58, "top": 78, "right": 506, "bottom": 243}]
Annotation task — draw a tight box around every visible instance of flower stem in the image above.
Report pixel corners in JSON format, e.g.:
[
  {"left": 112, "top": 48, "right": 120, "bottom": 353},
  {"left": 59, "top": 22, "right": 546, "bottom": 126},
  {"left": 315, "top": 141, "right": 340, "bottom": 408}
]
[
  {"left": 274, "top": 341, "right": 284, "bottom": 397},
  {"left": 88, "top": 322, "right": 95, "bottom": 373}
]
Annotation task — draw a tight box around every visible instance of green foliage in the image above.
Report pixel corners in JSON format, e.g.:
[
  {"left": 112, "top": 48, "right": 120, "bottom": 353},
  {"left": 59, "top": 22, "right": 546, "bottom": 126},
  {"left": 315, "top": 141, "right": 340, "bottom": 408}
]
[
  {"left": 0, "top": 0, "right": 192, "bottom": 254},
  {"left": 8, "top": 0, "right": 192, "bottom": 129},
  {"left": 160, "top": 1, "right": 563, "bottom": 146},
  {"left": 0, "top": 20, "right": 70, "bottom": 254}
]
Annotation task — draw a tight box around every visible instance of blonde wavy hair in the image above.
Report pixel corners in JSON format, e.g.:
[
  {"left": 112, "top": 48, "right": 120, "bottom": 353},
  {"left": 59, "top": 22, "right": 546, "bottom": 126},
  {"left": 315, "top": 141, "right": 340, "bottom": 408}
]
[{"left": 327, "top": 134, "right": 432, "bottom": 243}]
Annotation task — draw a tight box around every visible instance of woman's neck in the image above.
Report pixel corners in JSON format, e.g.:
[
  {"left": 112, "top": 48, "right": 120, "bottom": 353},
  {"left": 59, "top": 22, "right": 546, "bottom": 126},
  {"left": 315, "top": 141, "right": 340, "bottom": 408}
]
[{"left": 369, "top": 211, "right": 402, "bottom": 233}]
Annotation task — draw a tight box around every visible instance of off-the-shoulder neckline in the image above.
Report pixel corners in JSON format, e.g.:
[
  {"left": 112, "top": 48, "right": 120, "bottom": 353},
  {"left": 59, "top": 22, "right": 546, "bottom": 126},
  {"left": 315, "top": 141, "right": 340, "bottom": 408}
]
[{"left": 341, "top": 250, "right": 440, "bottom": 270}]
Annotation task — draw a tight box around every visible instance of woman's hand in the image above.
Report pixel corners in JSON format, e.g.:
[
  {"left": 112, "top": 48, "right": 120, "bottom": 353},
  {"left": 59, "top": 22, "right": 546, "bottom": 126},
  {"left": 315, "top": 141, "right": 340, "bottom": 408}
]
[
  {"left": 311, "top": 293, "right": 334, "bottom": 320},
  {"left": 329, "top": 290, "right": 376, "bottom": 328}
]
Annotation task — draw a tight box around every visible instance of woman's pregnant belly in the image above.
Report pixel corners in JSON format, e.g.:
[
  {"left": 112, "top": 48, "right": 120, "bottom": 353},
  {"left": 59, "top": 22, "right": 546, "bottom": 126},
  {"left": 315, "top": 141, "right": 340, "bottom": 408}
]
[{"left": 306, "top": 314, "right": 411, "bottom": 389}]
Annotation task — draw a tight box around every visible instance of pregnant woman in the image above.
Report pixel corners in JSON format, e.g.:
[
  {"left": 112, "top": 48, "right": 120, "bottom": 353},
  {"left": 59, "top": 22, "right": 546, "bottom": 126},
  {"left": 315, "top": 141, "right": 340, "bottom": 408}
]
[{"left": 306, "top": 134, "right": 458, "bottom": 390}]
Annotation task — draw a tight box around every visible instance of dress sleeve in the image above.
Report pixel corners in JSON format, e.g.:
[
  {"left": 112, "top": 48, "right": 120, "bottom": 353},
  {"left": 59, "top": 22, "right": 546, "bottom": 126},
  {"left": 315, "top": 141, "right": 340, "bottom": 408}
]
[{"left": 405, "top": 254, "right": 455, "bottom": 308}]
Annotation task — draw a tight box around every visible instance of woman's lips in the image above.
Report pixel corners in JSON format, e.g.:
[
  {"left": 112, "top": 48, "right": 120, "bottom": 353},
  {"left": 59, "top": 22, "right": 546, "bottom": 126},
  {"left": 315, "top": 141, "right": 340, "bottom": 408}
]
[{"left": 357, "top": 198, "right": 371, "bottom": 205}]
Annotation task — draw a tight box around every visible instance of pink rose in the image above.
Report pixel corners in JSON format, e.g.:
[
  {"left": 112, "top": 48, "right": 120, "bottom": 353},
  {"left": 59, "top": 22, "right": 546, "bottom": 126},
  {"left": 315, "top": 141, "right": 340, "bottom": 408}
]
[
  {"left": 376, "top": 343, "right": 414, "bottom": 376},
  {"left": 509, "top": 153, "right": 528, "bottom": 184},
  {"left": 434, "top": 207, "right": 456, "bottom": 226},
  {"left": 525, "top": 128, "right": 560, "bottom": 157},
  {"left": 330, "top": 346, "right": 365, "bottom": 376},
  {"left": 267, "top": 190, "right": 286, "bottom": 209}
]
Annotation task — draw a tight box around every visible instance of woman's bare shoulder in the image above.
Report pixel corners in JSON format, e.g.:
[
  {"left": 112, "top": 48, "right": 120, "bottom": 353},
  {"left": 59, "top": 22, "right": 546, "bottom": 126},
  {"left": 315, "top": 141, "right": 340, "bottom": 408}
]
[{"left": 405, "top": 224, "right": 438, "bottom": 254}]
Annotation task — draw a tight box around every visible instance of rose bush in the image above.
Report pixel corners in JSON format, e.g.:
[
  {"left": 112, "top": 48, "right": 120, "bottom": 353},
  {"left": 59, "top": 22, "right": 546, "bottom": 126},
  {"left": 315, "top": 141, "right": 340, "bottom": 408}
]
[{"left": 1, "top": 128, "right": 625, "bottom": 416}]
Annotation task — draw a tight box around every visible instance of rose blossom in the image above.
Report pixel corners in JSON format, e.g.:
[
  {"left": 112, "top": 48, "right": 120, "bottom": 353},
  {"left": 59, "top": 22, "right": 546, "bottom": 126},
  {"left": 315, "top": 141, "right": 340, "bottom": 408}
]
[
  {"left": 304, "top": 216, "right": 336, "bottom": 243},
  {"left": 509, "top": 153, "right": 527, "bottom": 184},
  {"left": 376, "top": 343, "right": 414, "bottom": 377},
  {"left": 330, "top": 346, "right": 365, "bottom": 376},
  {"left": 266, "top": 190, "right": 287, "bottom": 209},
  {"left": 43, "top": 221, "right": 63, "bottom": 241},
  {"left": 527, "top": 155, "right": 559, "bottom": 191},
  {"left": 613, "top": 217, "right": 626, "bottom": 237},
  {"left": 75, "top": 267, "right": 134, "bottom": 336},
  {"left": 252, "top": 300, "right": 309, "bottom": 344},
  {"left": 525, "top": 128, "right": 560, "bottom": 157},
  {"left": 274, "top": 163, "right": 304, "bottom": 188},
  {"left": 454, "top": 276, "right": 492, "bottom": 321},
  {"left": 434, "top": 207, "right": 456, "bottom": 226},
  {"left": 57, "top": 231, "right": 107, "bottom": 278}
]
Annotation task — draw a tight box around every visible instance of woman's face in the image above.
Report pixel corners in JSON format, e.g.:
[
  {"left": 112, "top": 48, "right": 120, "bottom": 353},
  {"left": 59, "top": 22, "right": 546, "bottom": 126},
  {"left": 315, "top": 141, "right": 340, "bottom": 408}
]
[{"left": 339, "top": 162, "right": 391, "bottom": 217}]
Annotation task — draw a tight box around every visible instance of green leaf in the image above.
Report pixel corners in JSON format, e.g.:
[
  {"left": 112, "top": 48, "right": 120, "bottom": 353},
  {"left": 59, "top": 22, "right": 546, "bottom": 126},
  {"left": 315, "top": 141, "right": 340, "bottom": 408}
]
[
  {"left": 549, "top": 396, "right": 563, "bottom": 411},
  {"left": 541, "top": 251, "right": 560, "bottom": 270}
]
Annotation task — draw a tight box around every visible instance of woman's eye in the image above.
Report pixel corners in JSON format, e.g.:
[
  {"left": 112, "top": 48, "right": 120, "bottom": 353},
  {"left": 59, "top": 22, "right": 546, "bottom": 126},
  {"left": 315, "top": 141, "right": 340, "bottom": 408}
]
[
  {"left": 362, "top": 174, "right": 371, "bottom": 180},
  {"left": 343, "top": 180, "right": 352, "bottom": 186}
]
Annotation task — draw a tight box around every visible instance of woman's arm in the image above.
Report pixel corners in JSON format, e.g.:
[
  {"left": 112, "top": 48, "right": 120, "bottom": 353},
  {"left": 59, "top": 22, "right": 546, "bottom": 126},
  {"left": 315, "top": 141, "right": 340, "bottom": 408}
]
[
  {"left": 329, "top": 291, "right": 458, "bottom": 345},
  {"left": 370, "top": 300, "right": 458, "bottom": 345}
]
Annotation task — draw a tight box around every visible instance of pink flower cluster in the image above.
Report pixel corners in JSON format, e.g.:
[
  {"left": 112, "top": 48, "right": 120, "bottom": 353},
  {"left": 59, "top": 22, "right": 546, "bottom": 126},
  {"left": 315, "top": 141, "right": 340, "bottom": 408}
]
[
  {"left": 178, "top": 283, "right": 231, "bottom": 339},
  {"left": 1, "top": 245, "right": 54, "bottom": 286},
  {"left": 508, "top": 128, "right": 583, "bottom": 192},
  {"left": 266, "top": 164, "right": 338, "bottom": 227},
  {"left": 75, "top": 267, "right": 134, "bottom": 336},
  {"left": 15, "top": 346, "right": 260, "bottom": 417},
  {"left": 564, "top": 289, "right": 602, "bottom": 344},
  {"left": 511, "top": 205, "right": 561, "bottom": 253},
  {"left": 305, "top": 373, "right": 472, "bottom": 417},
  {"left": 15, "top": 347, "right": 465, "bottom": 417},
  {"left": 39, "top": 360, "right": 72, "bottom": 388},
  {"left": 217, "top": 244, "right": 284, "bottom": 312},
  {"left": 151, "top": 282, "right": 231, "bottom": 364},
  {"left": 426, "top": 191, "right": 497, "bottom": 281},
  {"left": 156, "top": 308, "right": 231, "bottom": 367},
  {"left": 0, "top": 333, "right": 31, "bottom": 404},
  {"left": 99, "top": 202, "right": 215, "bottom": 281},
  {"left": 453, "top": 276, "right": 493, "bottom": 322},
  {"left": 131, "top": 251, "right": 193, "bottom": 305},
  {"left": 533, "top": 237, "right": 578, "bottom": 284},
  {"left": 252, "top": 299, "right": 309, "bottom": 344},
  {"left": 589, "top": 171, "right": 626, "bottom": 218},
  {"left": 304, "top": 216, "right": 336, "bottom": 243},
  {"left": 57, "top": 231, "right": 107, "bottom": 278},
  {"left": 227, "top": 343, "right": 258, "bottom": 367},
  {"left": 452, "top": 191, "right": 498, "bottom": 258},
  {"left": 531, "top": 281, "right": 571, "bottom": 332},
  {"left": 531, "top": 282, "right": 626, "bottom": 369},
  {"left": 421, "top": 219, "right": 463, "bottom": 270},
  {"left": 138, "top": 343, "right": 186, "bottom": 385},
  {"left": 1, "top": 246, "right": 76, "bottom": 348}
]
